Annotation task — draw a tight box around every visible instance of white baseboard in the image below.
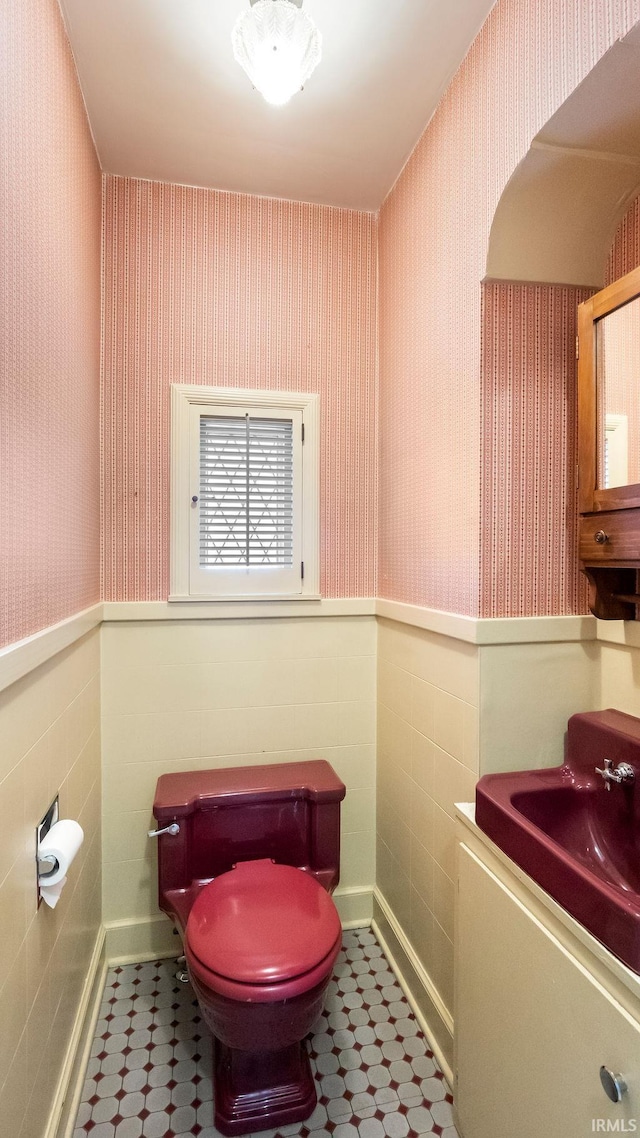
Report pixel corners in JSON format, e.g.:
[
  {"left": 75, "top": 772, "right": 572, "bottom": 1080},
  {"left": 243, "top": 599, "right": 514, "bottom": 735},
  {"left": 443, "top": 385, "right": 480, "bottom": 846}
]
[
  {"left": 373, "top": 889, "right": 453, "bottom": 1087},
  {"left": 46, "top": 926, "right": 106, "bottom": 1138},
  {"left": 334, "top": 886, "right": 373, "bottom": 927},
  {"left": 105, "top": 914, "right": 179, "bottom": 964},
  {"left": 105, "top": 888, "right": 374, "bottom": 965}
]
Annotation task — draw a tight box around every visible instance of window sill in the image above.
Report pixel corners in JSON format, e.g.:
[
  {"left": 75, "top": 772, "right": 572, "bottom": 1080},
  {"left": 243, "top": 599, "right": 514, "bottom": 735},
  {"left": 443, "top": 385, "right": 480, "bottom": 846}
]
[{"left": 168, "top": 593, "right": 322, "bottom": 603}]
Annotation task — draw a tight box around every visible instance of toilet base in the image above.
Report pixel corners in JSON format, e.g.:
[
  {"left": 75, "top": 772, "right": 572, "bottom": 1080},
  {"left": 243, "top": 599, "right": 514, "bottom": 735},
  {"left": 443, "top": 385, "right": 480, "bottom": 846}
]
[{"left": 213, "top": 1036, "right": 317, "bottom": 1136}]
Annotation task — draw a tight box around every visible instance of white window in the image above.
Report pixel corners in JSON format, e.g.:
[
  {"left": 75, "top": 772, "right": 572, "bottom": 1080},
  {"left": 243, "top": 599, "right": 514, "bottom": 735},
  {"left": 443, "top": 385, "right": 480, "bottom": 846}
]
[{"left": 170, "top": 386, "right": 319, "bottom": 600}]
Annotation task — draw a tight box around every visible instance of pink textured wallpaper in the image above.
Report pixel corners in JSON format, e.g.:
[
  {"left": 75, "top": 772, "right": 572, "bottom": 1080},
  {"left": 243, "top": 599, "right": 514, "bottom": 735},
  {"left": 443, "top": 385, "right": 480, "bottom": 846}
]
[
  {"left": 101, "top": 177, "right": 377, "bottom": 601},
  {"left": 607, "top": 195, "right": 640, "bottom": 285},
  {"left": 480, "top": 284, "right": 591, "bottom": 618},
  {"left": 378, "top": 0, "right": 640, "bottom": 616},
  {"left": 0, "top": 0, "right": 102, "bottom": 649}
]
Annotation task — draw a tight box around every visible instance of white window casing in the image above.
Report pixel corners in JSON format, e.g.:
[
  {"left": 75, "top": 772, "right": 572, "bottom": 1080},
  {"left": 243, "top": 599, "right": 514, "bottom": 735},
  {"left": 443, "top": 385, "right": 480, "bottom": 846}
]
[
  {"left": 604, "top": 412, "right": 628, "bottom": 490},
  {"left": 170, "top": 385, "right": 320, "bottom": 600}
]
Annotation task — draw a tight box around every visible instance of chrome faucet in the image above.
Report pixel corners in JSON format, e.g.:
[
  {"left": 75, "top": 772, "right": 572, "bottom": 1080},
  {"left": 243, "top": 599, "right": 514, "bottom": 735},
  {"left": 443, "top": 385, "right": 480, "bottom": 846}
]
[{"left": 595, "top": 757, "right": 635, "bottom": 791}]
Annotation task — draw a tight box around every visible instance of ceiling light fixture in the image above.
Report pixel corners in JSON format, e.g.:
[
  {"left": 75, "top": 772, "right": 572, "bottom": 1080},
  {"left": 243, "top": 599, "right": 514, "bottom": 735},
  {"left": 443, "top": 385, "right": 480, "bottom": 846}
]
[{"left": 232, "top": 0, "right": 322, "bottom": 108}]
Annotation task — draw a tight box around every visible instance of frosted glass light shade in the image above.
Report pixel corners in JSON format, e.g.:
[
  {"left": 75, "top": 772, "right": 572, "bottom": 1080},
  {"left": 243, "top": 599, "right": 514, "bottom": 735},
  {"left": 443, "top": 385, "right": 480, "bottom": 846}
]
[{"left": 232, "top": 0, "right": 322, "bottom": 107}]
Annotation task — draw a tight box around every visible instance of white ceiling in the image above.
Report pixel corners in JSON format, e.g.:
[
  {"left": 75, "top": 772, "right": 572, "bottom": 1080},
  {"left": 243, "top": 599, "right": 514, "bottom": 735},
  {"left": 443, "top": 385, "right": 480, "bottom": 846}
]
[{"left": 59, "top": 0, "right": 496, "bottom": 211}]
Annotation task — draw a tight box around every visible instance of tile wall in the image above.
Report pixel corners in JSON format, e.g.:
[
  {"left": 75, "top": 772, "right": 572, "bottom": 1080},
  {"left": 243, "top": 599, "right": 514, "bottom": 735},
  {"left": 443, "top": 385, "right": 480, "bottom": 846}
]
[
  {"left": 0, "top": 630, "right": 102, "bottom": 1137},
  {"left": 599, "top": 639, "right": 640, "bottom": 714},
  {"left": 374, "top": 619, "right": 611, "bottom": 1071},
  {"left": 376, "top": 619, "right": 479, "bottom": 1059},
  {"left": 101, "top": 617, "right": 377, "bottom": 958},
  {"left": 478, "top": 638, "right": 599, "bottom": 774}
]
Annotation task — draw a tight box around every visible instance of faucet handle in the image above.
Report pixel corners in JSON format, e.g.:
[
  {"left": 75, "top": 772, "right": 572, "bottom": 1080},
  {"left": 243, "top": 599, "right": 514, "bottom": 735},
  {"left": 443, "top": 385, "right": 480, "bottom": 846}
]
[
  {"left": 595, "top": 758, "right": 635, "bottom": 790},
  {"left": 595, "top": 758, "right": 613, "bottom": 786}
]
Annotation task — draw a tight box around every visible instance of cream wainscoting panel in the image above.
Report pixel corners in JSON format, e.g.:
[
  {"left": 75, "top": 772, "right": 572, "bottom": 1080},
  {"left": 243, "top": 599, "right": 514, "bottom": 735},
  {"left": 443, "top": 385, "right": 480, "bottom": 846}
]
[
  {"left": 97, "top": 604, "right": 640, "bottom": 1054},
  {"left": 376, "top": 617, "right": 479, "bottom": 1069},
  {"left": 0, "top": 630, "right": 102, "bottom": 1138},
  {"left": 373, "top": 610, "right": 635, "bottom": 1074},
  {"left": 478, "top": 639, "right": 601, "bottom": 775},
  {"left": 599, "top": 638, "right": 640, "bottom": 717},
  {"left": 101, "top": 617, "right": 377, "bottom": 958}
]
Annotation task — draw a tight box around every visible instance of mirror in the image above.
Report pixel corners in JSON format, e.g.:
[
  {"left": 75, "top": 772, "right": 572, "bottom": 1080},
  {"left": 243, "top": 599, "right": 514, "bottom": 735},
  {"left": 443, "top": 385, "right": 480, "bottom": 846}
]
[
  {"left": 596, "top": 295, "right": 640, "bottom": 489},
  {"left": 577, "top": 265, "right": 640, "bottom": 620},
  {"left": 578, "top": 263, "right": 640, "bottom": 515}
]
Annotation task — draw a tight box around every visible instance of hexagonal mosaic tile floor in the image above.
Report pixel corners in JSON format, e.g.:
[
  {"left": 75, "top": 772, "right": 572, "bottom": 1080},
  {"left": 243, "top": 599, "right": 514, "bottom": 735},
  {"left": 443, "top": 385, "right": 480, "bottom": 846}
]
[{"left": 73, "top": 928, "right": 458, "bottom": 1138}]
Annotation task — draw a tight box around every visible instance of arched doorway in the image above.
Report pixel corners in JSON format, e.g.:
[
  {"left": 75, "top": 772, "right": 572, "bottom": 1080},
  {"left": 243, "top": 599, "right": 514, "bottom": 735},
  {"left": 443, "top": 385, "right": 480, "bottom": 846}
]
[{"left": 480, "top": 26, "right": 640, "bottom": 617}]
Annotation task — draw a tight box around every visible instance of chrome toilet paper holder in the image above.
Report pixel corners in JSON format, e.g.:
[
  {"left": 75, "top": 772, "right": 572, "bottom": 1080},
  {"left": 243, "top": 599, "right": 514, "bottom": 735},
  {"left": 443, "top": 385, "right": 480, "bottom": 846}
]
[{"left": 36, "top": 795, "right": 59, "bottom": 906}]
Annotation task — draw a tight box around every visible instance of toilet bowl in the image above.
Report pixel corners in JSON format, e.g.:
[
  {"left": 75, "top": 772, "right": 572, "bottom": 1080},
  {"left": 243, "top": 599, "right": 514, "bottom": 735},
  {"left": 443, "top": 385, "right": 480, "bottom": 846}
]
[{"left": 151, "top": 760, "right": 346, "bottom": 1136}]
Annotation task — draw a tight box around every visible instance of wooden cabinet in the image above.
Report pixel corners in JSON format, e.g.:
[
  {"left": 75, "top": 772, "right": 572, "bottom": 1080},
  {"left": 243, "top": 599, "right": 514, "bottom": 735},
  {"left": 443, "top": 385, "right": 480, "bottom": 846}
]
[
  {"left": 455, "top": 837, "right": 640, "bottom": 1138},
  {"left": 578, "top": 266, "right": 640, "bottom": 619},
  {"left": 579, "top": 510, "right": 640, "bottom": 563}
]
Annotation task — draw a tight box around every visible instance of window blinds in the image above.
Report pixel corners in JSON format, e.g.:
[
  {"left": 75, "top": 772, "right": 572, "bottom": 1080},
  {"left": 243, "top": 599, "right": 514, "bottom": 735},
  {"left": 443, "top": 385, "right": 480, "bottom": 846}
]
[{"left": 199, "top": 414, "right": 294, "bottom": 567}]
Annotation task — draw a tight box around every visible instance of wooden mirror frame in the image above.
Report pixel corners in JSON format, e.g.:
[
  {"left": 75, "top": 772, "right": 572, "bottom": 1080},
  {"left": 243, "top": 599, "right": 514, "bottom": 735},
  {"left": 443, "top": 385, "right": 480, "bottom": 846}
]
[{"left": 577, "top": 264, "right": 640, "bottom": 619}]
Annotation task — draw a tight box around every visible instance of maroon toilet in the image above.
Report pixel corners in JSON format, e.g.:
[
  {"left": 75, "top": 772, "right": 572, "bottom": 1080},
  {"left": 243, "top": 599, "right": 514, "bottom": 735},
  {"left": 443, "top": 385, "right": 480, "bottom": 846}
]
[{"left": 151, "top": 760, "right": 346, "bottom": 1136}]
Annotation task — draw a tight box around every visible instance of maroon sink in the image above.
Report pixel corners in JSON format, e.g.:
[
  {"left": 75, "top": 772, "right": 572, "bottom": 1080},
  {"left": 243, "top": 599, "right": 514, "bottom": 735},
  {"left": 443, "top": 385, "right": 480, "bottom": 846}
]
[{"left": 475, "top": 708, "right": 640, "bottom": 973}]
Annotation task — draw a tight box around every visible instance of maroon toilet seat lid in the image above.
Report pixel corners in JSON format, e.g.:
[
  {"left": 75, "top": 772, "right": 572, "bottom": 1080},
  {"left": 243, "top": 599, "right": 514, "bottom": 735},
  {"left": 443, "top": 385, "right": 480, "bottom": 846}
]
[{"left": 186, "top": 859, "right": 341, "bottom": 985}]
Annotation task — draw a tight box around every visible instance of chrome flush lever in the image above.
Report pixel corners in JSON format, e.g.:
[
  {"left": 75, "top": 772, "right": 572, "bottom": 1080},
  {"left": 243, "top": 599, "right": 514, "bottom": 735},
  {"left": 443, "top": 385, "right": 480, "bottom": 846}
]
[{"left": 148, "top": 823, "right": 180, "bottom": 838}]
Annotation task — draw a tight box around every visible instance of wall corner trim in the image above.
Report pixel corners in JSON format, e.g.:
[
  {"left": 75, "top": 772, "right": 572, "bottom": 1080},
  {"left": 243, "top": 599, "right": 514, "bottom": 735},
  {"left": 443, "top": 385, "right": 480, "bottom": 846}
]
[
  {"left": 0, "top": 599, "right": 602, "bottom": 699},
  {"left": 102, "top": 597, "right": 598, "bottom": 645},
  {"left": 102, "top": 598, "right": 377, "bottom": 621},
  {"left": 376, "top": 599, "right": 479, "bottom": 641},
  {"left": 0, "top": 603, "right": 103, "bottom": 696},
  {"left": 377, "top": 600, "right": 597, "bottom": 644},
  {"left": 596, "top": 619, "right": 640, "bottom": 648}
]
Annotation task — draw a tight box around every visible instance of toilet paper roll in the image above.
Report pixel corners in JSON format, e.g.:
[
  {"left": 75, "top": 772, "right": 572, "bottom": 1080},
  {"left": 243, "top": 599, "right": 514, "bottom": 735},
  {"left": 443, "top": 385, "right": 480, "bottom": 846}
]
[
  {"left": 39, "top": 877, "right": 67, "bottom": 909},
  {"left": 38, "top": 819, "right": 84, "bottom": 888}
]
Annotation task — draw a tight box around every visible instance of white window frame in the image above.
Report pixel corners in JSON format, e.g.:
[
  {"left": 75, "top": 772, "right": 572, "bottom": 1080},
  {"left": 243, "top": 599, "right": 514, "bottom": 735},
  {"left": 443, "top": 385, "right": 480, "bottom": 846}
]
[{"left": 170, "top": 385, "right": 320, "bottom": 601}]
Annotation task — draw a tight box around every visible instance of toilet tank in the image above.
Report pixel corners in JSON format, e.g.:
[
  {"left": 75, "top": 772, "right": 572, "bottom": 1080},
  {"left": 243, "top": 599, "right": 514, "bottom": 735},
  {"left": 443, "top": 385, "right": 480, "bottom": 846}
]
[{"left": 152, "top": 760, "right": 346, "bottom": 927}]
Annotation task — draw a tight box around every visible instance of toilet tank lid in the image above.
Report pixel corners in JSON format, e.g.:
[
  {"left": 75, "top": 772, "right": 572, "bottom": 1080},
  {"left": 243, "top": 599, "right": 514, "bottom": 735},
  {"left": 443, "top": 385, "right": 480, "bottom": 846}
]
[{"left": 153, "top": 759, "right": 346, "bottom": 821}]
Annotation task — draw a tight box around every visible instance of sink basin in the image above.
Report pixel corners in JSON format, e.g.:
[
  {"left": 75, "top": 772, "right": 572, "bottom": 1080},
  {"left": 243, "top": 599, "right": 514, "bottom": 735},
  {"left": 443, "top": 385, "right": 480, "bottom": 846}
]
[{"left": 476, "top": 708, "right": 640, "bottom": 973}]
